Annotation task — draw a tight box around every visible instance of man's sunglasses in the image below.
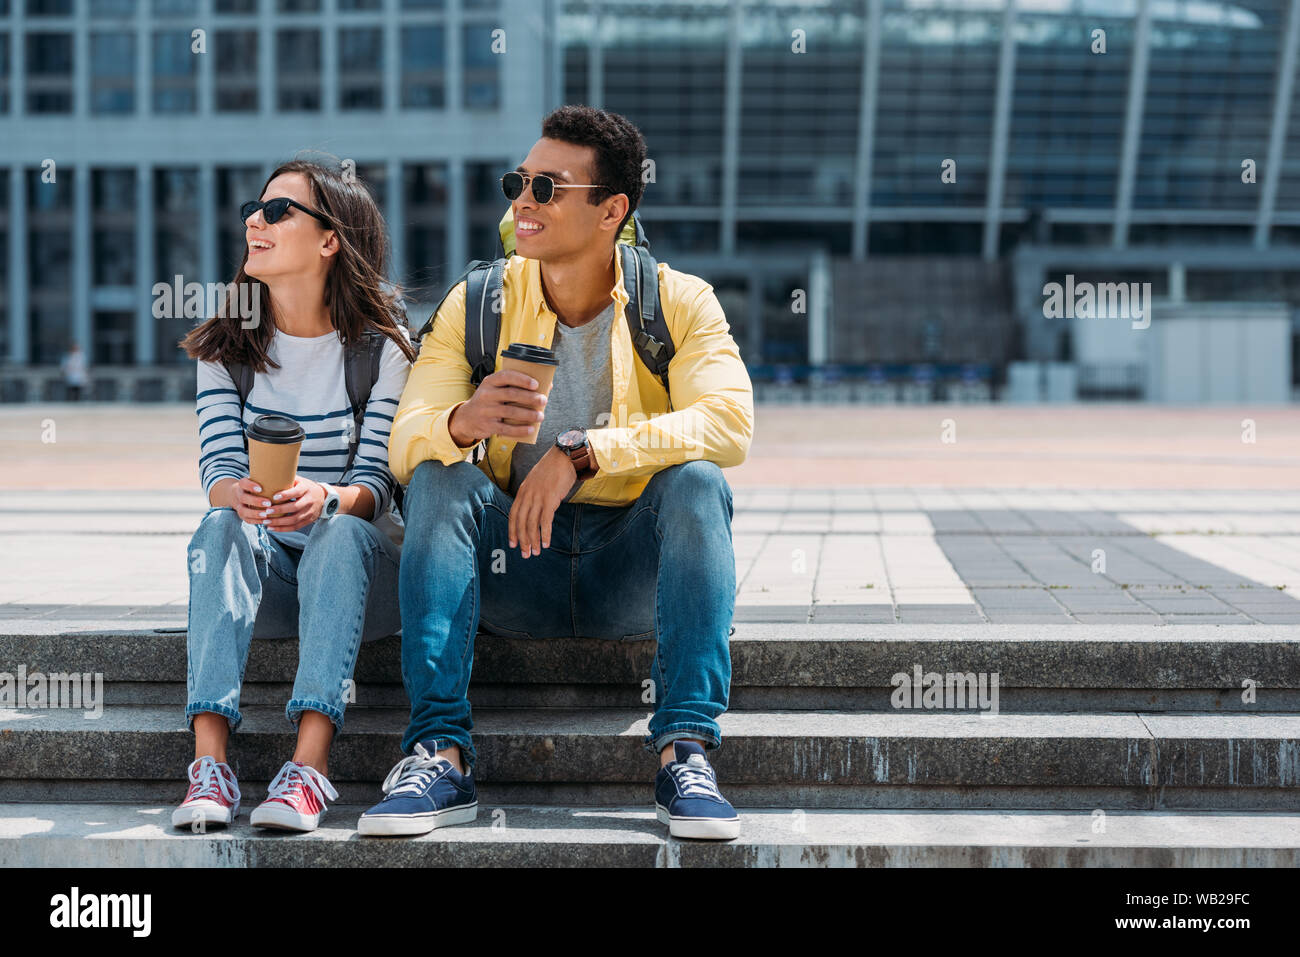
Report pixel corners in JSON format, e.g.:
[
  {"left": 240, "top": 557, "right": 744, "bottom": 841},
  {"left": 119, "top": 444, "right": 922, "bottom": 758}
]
[
  {"left": 500, "top": 171, "right": 609, "bottom": 205},
  {"left": 240, "top": 197, "right": 333, "bottom": 228}
]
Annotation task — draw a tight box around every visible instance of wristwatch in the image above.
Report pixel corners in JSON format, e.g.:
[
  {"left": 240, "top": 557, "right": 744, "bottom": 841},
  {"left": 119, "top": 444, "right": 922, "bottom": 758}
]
[
  {"left": 556, "top": 428, "right": 598, "bottom": 481},
  {"left": 321, "top": 483, "right": 342, "bottom": 520}
]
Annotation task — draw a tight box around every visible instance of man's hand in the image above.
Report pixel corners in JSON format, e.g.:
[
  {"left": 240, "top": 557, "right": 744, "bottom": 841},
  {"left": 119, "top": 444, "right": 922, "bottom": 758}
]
[
  {"left": 448, "top": 369, "right": 548, "bottom": 447},
  {"left": 508, "top": 446, "right": 577, "bottom": 559},
  {"left": 260, "top": 476, "right": 327, "bottom": 532}
]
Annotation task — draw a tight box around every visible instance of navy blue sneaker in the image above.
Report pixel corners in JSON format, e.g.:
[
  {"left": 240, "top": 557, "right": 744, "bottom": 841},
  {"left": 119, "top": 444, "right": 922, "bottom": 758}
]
[
  {"left": 654, "top": 740, "right": 740, "bottom": 840},
  {"left": 357, "top": 740, "right": 478, "bottom": 837}
]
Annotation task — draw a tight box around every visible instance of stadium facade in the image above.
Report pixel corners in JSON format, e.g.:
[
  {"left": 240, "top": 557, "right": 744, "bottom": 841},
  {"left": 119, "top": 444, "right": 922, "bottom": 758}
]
[{"left": 1, "top": 0, "right": 1298, "bottom": 400}]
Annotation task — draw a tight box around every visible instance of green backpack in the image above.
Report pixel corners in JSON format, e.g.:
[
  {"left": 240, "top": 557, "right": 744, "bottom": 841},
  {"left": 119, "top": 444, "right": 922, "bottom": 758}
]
[{"left": 416, "top": 208, "right": 677, "bottom": 403}]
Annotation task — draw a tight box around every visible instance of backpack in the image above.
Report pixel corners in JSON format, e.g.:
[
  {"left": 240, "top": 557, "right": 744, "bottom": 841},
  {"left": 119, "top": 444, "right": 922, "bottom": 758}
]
[
  {"left": 416, "top": 208, "right": 677, "bottom": 405},
  {"left": 224, "top": 329, "right": 405, "bottom": 517}
]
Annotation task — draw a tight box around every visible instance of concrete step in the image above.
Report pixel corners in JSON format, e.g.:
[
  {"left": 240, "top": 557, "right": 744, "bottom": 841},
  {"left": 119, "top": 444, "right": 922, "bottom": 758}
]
[
  {"left": 3, "top": 705, "right": 1299, "bottom": 809},
  {"left": 4, "top": 623, "right": 1299, "bottom": 711},
  {"left": 1, "top": 803, "right": 1297, "bottom": 867}
]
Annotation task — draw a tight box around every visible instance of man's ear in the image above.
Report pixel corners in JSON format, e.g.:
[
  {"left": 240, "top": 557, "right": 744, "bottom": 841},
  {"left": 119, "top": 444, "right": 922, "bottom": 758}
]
[{"left": 603, "top": 193, "right": 630, "bottom": 234}]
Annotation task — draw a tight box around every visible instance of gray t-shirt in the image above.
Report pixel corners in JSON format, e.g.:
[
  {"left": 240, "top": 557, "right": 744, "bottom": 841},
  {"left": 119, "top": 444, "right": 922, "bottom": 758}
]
[{"left": 508, "top": 300, "right": 616, "bottom": 498}]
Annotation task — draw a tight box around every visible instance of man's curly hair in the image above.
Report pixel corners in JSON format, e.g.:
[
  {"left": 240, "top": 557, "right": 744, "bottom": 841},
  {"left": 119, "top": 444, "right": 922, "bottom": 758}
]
[{"left": 541, "top": 105, "right": 647, "bottom": 234}]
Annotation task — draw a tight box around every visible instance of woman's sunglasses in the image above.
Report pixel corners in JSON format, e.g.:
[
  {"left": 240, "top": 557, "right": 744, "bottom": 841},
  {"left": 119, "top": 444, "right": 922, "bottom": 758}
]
[
  {"left": 240, "top": 197, "right": 333, "bottom": 228},
  {"left": 500, "top": 170, "right": 609, "bottom": 205}
]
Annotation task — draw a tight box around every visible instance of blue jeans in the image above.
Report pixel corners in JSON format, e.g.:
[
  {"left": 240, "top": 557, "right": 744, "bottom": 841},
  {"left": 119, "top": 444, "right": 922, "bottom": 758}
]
[
  {"left": 399, "top": 459, "right": 736, "bottom": 772},
  {"left": 185, "top": 507, "right": 402, "bottom": 734}
]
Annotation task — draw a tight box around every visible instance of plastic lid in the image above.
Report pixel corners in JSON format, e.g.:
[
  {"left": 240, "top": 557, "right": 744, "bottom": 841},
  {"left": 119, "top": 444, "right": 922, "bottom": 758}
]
[
  {"left": 245, "top": 414, "right": 305, "bottom": 444},
  {"left": 501, "top": 342, "right": 558, "bottom": 365}
]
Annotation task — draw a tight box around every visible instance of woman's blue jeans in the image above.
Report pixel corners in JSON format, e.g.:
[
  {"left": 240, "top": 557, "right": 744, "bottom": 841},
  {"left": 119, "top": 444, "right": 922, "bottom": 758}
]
[
  {"left": 185, "top": 507, "right": 402, "bottom": 734},
  {"left": 399, "top": 458, "right": 736, "bottom": 773}
]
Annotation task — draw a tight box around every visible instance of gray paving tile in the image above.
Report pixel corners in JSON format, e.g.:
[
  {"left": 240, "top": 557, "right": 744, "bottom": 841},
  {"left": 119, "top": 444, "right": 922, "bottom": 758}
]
[{"left": 733, "top": 606, "right": 811, "bottom": 623}]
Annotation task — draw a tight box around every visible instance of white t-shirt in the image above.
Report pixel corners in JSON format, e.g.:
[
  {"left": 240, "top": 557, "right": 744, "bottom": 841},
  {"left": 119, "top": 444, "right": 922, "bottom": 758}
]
[{"left": 195, "top": 326, "right": 412, "bottom": 550}]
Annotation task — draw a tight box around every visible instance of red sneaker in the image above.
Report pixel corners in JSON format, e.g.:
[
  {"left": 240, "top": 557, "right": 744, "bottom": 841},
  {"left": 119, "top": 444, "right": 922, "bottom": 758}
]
[
  {"left": 172, "top": 756, "right": 241, "bottom": 830},
  {"left": 250, "top": 761, "right": 339, "bottom": 832}
]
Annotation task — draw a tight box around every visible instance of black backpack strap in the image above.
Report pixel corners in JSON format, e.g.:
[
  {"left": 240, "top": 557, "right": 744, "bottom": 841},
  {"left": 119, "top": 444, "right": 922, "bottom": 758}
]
[
  {"left": 619, "top": 244, "right": 675, "bottom": 402},
  {"left": 223, "top": 360, "right": 254, "bottom": 451},
  {"left": 464, "top": 259, "right": 507, "bottom": 387},
  {"left": 342, "top": 330, "right": 385, "bottom": 475}
]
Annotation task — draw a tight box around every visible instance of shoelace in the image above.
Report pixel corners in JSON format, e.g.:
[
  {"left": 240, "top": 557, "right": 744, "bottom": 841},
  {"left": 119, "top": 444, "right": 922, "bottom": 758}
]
[
  {"left": 381, "top": 742, "right": 453, "bottom": 798},
  {"left": 672, "top": 758, "right": 724, "bottom": 801},
  {"left": 264, "top": 761, "right": 339, "bottom": 807},
  {"left": 185, "top": 755, "right": 240, "bottom": 805}
]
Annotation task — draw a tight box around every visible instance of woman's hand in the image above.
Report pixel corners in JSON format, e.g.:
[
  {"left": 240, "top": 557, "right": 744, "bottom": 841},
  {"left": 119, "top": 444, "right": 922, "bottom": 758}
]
[
  {"left": 226, "top": 477, "right": 277, "bottom": 526},
  {"left": 261, "top": 476, "right": 327, "bottom": 532}
]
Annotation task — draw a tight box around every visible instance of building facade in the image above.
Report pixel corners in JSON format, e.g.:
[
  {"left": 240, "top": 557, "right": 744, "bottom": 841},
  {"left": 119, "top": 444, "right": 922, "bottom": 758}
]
[{"left": 1, "top": 0, "right": 1298, "bottom": 398}]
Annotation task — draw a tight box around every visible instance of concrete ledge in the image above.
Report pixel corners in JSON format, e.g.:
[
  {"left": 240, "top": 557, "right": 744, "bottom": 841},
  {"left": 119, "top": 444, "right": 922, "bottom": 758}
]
[
  {"left": 2, "top": 804, "right": 1298, "bottom": 868},
  {"left": 3, "top": 624, "right": 1299, "bottom": 697},
  {"left": 3, "top": 706, "right": 1299, "bottom": 799}
]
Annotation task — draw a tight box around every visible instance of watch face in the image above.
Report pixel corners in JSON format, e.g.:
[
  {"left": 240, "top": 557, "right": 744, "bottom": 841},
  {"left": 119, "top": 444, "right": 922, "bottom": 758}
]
[{"left": 558, "top": 429, "right": 583, "bottom": 450}]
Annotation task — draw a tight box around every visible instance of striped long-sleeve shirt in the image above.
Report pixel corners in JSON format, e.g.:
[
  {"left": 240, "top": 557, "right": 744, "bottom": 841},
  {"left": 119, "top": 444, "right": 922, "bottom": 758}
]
[{"left": 196, "top": 326, "right": 413, "bottom": 549}]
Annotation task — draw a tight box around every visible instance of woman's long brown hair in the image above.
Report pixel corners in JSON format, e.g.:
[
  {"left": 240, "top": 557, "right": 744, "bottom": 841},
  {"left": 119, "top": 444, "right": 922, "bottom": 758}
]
[{"left": 180, "top": 158, "right": 418, "bottom": 370}]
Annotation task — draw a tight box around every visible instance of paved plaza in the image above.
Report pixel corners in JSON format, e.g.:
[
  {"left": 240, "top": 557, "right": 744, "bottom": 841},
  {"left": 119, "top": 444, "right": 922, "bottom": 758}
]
[{"left": 2, "top": 403, "right": 1299, "bottom": 627}]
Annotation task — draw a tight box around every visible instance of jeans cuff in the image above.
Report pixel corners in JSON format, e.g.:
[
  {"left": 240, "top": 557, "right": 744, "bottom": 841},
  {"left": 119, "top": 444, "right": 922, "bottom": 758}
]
[
  {"left": 643, "top": 725, "right": 721, "bottom": 756},
  {"left": 286, "top": 698, "right": 344, "bottom": 732},
  {"left": 403, "top": 733, "right": 476, "bottom": 772},
  {"left": 187, "top": 702, "right": 242, "bottom": 735}
]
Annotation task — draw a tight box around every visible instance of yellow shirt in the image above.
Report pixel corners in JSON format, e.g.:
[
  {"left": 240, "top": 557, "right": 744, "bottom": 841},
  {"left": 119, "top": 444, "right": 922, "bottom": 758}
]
[{"left": 389, "top": 248, "right": 755, "bottom": 507}]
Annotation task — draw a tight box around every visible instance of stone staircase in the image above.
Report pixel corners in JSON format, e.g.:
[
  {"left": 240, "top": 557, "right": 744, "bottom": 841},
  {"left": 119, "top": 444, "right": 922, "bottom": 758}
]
[{"left": 3, "top": 622, "right": 1300, "bottom": 866}]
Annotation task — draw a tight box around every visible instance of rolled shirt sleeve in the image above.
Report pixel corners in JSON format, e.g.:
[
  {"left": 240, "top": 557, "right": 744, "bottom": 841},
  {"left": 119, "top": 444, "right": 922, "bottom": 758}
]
[
  {"left": 585, "top": 277, "right": 755, "bottom": 477},
  {"left": 389, "top": 280, "right": 483, "bottom": 486}
]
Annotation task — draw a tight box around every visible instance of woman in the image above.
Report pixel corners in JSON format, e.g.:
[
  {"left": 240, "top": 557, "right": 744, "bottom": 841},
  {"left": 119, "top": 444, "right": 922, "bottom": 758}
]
[{"left": 175, "top": 159, "right": 416, "bottom": 833}]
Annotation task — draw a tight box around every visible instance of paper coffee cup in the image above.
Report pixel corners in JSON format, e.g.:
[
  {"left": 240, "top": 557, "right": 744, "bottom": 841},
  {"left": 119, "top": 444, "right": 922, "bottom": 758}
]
[
  {"left": 246, "top": 414, "right": 306, "bottom": 496},
  {"left": 497, "top": 342, "right": 558, "bottom": 444}
]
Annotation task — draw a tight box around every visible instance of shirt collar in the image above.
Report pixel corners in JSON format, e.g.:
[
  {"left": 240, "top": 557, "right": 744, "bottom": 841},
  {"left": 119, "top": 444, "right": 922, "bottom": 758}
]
[{"left": 524, "top": 245, "right": 631, "bottom": 322}]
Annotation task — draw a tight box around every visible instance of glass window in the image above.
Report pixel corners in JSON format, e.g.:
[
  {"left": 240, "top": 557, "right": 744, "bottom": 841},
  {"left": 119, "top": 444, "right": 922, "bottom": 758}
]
[
  {"left": 462, "top": 24, "right": 500, "bottom": 109},
  {"left": 92, "top": 168, "right": 135, "bottom": 212},
  {"left": 0, "top": 34, "right": 9, "bottom": 113},
  {"left": 339, "top": 0, "right": 381, "bottom": 8},
  {"left": 401, "top": 0, "right": 444, "bottom": 8},
  {"left": 30, "top": 231, "right": 72, "bottom": 288},
  {"left": 215, "top": 31, "right": 258, "bottom": 111},
  {"left": 276, "top": 29, "right": 320, "bottom": 111},
  {"left": 93, "top": 169, "right": 136, "bottom": 287},
  {"left": 28, "top": 167, "right": 73, "bottom": 211},
  {"left": 93, "top": 311, "right": 133, "bottom": 365},
  {"left": 152, "top": 31, "right": 197, "bottom": 113},
  {"left": 91, "top": 32, "right": 135, "bottom": 114},
  {"left": 278, "top": 0, "right": 318, "bottom": 10},
  {"left": 353, "top": 163, "right": 388, "bottom": 211},
  {"left": 27, "top": 0, "right": 74, "bottom": 14},
  {"left": 26, "top": 33, "right": 74, "bottom": 113},
  {"left": 401, "top": 26, "right": 445, "bottom": 109},
  {"left": 403, "top": 163, "right": 448, "bottom": 298},
  {"left": 339, "top": 28, "right": 383, "bottom": 110},
  {"left": 27, "top": 168, "right": 74, "bottom": 365},
  {"left": 216, "top": 165, "right": 265, "bottom": 275},
  {"left": 89, "top": 0, "right": 136, "bottom": 15},
  {"left": 154, "top": 168, "right": 200, "bottom": 360},
  {"left": 215, "top": 0, "right": 256, "bottom": 12},
  {"left": 152, "top": 0, "right": 198, "bottom": 14},
  {"left": 467, "top": 159, "right": 509, "bottom": 257}
]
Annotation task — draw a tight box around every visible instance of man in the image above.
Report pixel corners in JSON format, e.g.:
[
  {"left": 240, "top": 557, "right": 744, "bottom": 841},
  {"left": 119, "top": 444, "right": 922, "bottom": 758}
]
[{"left": 360, "top": 106, "right": 754, "bottom": 841}]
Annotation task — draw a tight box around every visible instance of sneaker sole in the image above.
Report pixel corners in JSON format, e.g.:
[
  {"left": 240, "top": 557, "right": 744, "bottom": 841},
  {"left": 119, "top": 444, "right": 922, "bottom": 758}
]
[
  {"left": 655, "top": 804, "right": 741, "bottom": 841},
  {"left": 250, "top": 804, "right": 323, "bottom": 832},
  {"left": 357, "top": 802, "right": 478, "bottom": 837},
  {"left": 172, "top": 802, "right": 239, "bottom": 830}
]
